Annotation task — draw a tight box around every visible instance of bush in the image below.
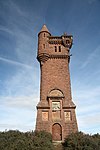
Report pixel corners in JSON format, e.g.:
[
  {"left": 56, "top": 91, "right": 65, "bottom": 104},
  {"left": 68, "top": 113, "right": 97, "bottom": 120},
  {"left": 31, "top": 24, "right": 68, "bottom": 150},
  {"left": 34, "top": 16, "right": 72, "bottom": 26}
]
[
  {"left": 0, "top": 130, "right": 54, "bottom": 150},
  {"left": 32, "top": 130, "right": 54, "bottom": 150},
  {"left": 63, "top": 132, "right": 100, "bottom": 150}
]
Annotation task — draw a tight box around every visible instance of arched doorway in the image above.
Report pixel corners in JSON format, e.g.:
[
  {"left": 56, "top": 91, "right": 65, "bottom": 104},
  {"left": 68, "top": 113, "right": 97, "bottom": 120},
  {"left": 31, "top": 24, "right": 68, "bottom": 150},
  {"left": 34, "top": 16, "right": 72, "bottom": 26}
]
[{"left": 52, "top": 123, "right": 62, "bottom": 141}]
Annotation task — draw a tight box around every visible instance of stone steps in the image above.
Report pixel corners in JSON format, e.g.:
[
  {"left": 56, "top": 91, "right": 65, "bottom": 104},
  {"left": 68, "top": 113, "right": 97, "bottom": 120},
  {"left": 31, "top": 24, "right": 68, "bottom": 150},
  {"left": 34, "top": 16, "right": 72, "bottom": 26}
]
[{"left": 53, "top": 141, "right": 63, "bottom": 150}]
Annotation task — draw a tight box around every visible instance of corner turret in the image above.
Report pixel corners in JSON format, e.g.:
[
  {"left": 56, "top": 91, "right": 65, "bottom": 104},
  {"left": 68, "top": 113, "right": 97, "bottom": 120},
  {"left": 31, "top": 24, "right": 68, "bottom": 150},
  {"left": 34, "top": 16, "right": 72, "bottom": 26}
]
[
  {"left": 38, "top": 24, "right": 51, "bottom": 35},
  {"left": 37, "top": 25, "right": 51, "bottom": 63}
]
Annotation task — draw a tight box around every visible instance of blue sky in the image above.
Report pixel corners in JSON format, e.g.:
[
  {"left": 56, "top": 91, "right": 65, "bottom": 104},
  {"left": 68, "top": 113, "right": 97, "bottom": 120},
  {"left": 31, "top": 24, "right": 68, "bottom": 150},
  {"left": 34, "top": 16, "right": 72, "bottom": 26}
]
[{"left": 0, "top": 0, "right": 100, "bottom": 134}]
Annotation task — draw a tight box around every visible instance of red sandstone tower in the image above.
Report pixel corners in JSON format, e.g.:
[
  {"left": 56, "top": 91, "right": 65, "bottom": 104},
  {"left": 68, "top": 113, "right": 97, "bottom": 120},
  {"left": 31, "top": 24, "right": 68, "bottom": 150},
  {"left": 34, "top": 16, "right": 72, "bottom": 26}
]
[{"left": 36, "top": 25, "right": 78, "bottom": 141}]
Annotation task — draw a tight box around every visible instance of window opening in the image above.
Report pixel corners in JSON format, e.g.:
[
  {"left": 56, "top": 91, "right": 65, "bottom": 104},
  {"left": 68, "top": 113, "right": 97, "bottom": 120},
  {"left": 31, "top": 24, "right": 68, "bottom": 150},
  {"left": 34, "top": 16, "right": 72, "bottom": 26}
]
[
  {"left": 55, "top": 46, "right": 57, "bottom": 52},
  {"left": 66, "top": 40, "right": 70, "bottom": 44},
  {"left": 43, "top": 44, "right": 45, "bottom": 49},
  {"left": 59, "top": 46, "right": 61, "bottom": 52}
]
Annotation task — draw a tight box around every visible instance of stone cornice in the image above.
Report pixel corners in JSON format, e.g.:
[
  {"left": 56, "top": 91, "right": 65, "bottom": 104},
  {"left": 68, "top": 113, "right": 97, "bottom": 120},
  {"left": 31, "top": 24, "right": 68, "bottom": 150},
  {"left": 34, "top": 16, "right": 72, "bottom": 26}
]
[
  {"left": 37, "top": 53, "right": 70, "bottom": 63},
  {"left": 49, "top": 54, "right": 69, "bottom": 59}
]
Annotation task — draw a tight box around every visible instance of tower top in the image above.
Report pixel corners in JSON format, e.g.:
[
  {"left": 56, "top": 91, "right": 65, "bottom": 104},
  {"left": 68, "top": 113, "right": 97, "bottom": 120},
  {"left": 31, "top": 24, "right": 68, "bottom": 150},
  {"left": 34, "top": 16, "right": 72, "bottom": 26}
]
[
  {"left": 40, "top": 24, "right": 49, "bottom": 32},
  {"left": 39, "top": 24, "right": 51, "bottom": 35}
]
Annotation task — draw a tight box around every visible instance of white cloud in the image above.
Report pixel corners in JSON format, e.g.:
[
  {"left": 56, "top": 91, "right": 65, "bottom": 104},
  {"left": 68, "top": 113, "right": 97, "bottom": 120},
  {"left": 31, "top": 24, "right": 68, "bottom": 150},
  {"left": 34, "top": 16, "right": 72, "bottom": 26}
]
[
  {"left": 72, "top": 81, "right": 100, "bottom": 133},
  {"left": 0, "top": 105, "right": 37, "bottom": 131},
  {"left": 1, "top": 0, "right": 29, "bottom": 18},
  {"left": 80, "top": 45, "right": 100, "bottom": 69},
  {"left": 78, "top": 111, "right": 100, "bottom": 134},
  {"left": 2, "top": 62, "right": 39, "bottom": 96},
  {"left": 0, "top": 56, "right": 32, "bottom": 69},
  {"left": 0, "top": 0, "right": 39, "bottom": 66},
  {"left": 0, "top": 55, "right": 40, "bottom": 131},
  {"left": 0, "top": 124, "right": 34, "bottom": 132},
  {"left": 0, "top": 25, "right": 14, "bottom": 35},
  {"left": 0, "top": 96, "right": 39, "bottom": 110},
  {"left": 0, "top": 11, "right": 40, "bottom": 131},
  {"left": 74, "top": 86, "right": 100, "bottom": 101}
]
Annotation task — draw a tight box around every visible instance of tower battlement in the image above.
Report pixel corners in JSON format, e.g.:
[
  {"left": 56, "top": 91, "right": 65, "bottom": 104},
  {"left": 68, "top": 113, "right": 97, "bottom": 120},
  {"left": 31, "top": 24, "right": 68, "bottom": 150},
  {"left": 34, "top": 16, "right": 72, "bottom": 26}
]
[{"left": 37, "top": 24, "right": 73, "bottom": 63}]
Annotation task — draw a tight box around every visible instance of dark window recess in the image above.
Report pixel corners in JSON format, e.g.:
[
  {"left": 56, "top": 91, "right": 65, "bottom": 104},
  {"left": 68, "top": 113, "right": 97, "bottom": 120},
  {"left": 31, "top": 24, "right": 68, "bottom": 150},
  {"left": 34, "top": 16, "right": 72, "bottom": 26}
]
[
  {"left": 55, "top": 46, "right": 57, "bottom": 52},
  {"left": 66, "top": 40, "right": 70, "bottom": 44},
  {"left": 44, "top": 33, "right": 45, "bottom": 37},
  {"left": 59, "top": 46, "right": 61, "bottom": 52},
  {"left": 43, "top": 44, "right": 45, "bottom": 49}
]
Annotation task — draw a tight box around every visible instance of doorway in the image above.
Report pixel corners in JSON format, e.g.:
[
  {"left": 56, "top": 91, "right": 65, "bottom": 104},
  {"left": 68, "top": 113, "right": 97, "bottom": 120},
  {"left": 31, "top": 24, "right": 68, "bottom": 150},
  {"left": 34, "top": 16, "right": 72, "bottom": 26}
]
[{"left": 52, "top": 123, "right": 62, "bottom": 141}]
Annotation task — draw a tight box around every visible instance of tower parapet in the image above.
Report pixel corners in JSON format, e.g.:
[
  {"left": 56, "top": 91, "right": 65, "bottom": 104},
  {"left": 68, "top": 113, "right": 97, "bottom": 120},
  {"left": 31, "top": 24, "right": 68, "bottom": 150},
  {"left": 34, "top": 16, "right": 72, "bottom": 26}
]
[{"left": 37, "top": 25, "right": 73, "bottom": 63}]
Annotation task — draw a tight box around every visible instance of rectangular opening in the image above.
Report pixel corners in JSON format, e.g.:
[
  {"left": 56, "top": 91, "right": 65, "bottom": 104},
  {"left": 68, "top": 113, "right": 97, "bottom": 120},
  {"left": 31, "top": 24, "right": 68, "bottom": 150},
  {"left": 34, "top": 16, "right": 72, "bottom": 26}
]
[
  {"left": 55, "top": 46, "right": 57, "bottom": 52},
  {"left": 59, "top": 46, "right": 61, "bottom": 52}
]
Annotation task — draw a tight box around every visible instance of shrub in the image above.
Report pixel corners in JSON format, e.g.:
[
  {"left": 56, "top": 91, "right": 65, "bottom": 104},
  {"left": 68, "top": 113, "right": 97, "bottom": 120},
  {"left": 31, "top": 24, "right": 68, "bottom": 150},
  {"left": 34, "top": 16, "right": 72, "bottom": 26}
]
[
  {"left": 63, "top": 132, "right": 100, "bottom": 150},
  {"left": 0, "top": 130, "right": 54, "bottom": 150},
  {"left": 32, "top": 130, "right": 54, "bottom": 150}
]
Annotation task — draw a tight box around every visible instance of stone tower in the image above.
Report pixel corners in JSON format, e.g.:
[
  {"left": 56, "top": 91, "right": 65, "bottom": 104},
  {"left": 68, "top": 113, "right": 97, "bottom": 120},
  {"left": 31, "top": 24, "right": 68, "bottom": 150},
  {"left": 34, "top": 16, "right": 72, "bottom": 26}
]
[{"left": 36, "top": 25, "right": 78, "bottom": 141}]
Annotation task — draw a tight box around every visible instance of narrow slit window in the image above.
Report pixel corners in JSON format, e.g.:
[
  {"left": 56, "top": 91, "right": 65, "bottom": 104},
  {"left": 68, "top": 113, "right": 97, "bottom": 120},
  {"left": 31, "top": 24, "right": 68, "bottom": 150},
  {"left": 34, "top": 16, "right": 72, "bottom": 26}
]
[
  {"left": 44, "top": 33, "right": 45, "bottom": 37},
  {"left": 66, "top": 40, "right": 69, "bottom": 44},
  {"left": 43, "top": 44, "right": 45, "bottom": 49},
  {"left": 59, "top": 46, "right": 61, "bottom": 52},
  {"left": 55, "top": 46, "right": 57, "bottom": 52}
]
